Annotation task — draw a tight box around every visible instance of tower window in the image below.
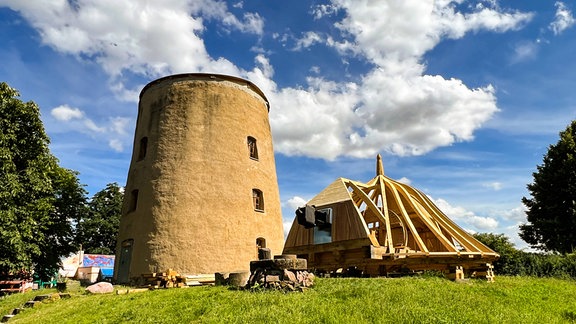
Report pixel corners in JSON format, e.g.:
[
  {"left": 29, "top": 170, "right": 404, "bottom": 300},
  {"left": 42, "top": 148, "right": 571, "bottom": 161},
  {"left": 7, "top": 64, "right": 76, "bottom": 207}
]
[
  {"left": 137, "top": 137, "right": 148, "bottom": 161},
  {"left": 129, "top": 189, "right": 139, "bottom": 212},
  {"left": 256, "top": 237, "right": 267, "bottom": 248},
  {"left": 252, "top": 189, "right": 264, "bottom": 212},
  {"left": 247, "top": 136, "right": 258, "bottom": 160}
]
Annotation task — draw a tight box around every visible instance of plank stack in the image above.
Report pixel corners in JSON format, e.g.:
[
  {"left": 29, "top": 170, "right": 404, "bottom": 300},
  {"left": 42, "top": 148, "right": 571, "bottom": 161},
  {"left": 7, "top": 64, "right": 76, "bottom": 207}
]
[{"left": 141, "top": 269, "right": 215, "bottom": 288}]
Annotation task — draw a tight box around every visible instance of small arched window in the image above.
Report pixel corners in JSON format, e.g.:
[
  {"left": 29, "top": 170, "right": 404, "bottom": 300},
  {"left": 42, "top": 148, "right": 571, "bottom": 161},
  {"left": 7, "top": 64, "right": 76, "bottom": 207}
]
[
  {"left": 129, "top": 189, "right": 139, "bottom": 212},
  {"left": 252, "top": 189, "right": 264, "bottom": 212},
  {"left": 137, "top": 137, "right": 148, "bottom": 161},
  {"left": 247, "top": 136, "right": 258, "bottom": 160},
  {"left": 256, "top": 237, "right": 267, "bottom": 248}
]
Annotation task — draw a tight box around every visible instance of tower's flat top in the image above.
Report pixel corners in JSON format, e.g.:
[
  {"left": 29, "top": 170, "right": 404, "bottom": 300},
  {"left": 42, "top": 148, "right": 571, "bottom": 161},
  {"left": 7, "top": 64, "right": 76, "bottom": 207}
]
[{"left": 140, "top": 73, "right": 269, "bottom": 108}]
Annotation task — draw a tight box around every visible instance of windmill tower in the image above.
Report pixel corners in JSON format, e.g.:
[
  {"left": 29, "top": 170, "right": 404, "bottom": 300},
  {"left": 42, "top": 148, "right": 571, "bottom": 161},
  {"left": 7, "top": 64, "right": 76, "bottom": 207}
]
[
  {"left": 114, "top": 74, "right": 285, "bottom": 283},
  {"left": 284, "top": 155, "right": 498, "bottom": 279}
]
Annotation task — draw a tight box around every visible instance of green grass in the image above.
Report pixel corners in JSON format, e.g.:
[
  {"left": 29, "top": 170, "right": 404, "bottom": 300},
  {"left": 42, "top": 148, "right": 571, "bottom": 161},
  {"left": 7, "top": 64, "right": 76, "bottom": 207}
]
[{"left": 2, "top": 276, "right": 576, "bottom": 323}]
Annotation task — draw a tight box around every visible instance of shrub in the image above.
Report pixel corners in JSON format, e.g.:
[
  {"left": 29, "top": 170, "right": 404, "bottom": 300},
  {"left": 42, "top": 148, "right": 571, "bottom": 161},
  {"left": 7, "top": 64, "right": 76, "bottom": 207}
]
[{"left": 473, "top": 233, "right": 576, "bottom": 278}]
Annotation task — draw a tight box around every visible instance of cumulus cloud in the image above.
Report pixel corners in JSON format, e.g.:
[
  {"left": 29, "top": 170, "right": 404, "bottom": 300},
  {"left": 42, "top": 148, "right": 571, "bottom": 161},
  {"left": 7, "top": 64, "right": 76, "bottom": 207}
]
[
  {"left": 109, "top": 139, "right": 124, "bottom": 152},
  {"left": 330, "top": 0, "right": 532, "bottom": 63},
  {"left": 3, "top": 0, "right": 250, "bottom": 81},
  {"left": 293, "top": 32, "right": 323, "bottom": 51},
  {"left": 434, "top": 198, "right": 499, "bottom": 231},
  {"left": 396, "top": 177, "right": 412, "bottom": 185},
  {"left": 270, "top": 0, "right": 531, "bottom": 159},
  {"left": 188, "top": 0, "right": 264, "bottom": 34},
  {"left": 5, "top": 0, "right": 534, "bottom": 160},
  {"left": 550, "top": 2, "right": 575, "bottom": 35},
  {"left": 284, "top": 196, "right": 308, "bottom": 210},
  {"left": 497, "top": 204, "right": 527, "bottom": 221},
  {"left": 109, "top": 117, "right": 131, "bottom": 136},
  {"left": 50, "top": 104, "right": 132, "bottom": 152},
  {"left": 51, "top": 105, "right": 102, "bottom": 132},
  {"left": 283, "top": 219, "right": 293, "bottom": 239},
  {"left": 482, "top": 205, "right": 531, "bottom": 250},
  {"left": 51, "top": 105, "right": 84, "bottom": 121},
  {"left": 311, "top": 4, "right": 339, "bottom": 20}
]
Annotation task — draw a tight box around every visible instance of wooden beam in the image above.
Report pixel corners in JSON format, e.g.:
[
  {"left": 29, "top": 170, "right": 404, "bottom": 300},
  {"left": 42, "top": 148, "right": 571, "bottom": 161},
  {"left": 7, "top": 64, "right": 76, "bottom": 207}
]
[
  {"left": 346, "top": 181, "right": 384, "bottom": 247},
  {"left": 391, "top": 183, "right": 458, "bottom": 252},
  {"left": 376, "top": 177, "right": 394, "bottom": 254},
  {"left": 407, "top": 186, "right": 490, "bottom": 253},
  {"left": 385, "top": 181, "right": 429, "bottom": 253}
]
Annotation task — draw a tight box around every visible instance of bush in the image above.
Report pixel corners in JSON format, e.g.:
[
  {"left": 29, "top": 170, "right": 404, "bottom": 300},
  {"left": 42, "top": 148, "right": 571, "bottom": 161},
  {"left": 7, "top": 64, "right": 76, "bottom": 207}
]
[{"left": 473, "top": 233, "right": 576, "bottom": 278}]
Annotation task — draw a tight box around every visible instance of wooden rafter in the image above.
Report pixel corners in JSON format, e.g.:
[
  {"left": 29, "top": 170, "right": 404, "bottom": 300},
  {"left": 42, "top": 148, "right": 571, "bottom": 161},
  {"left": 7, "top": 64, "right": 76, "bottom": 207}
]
[
  {"left": 391, "top": 183, "right": 457, "bottom": 252},
  {"left": 377, "top": 177, "right": 394, "bottom": 254},
  {"left": 384, "top": 179, "right": 429, "bottom": 252}
]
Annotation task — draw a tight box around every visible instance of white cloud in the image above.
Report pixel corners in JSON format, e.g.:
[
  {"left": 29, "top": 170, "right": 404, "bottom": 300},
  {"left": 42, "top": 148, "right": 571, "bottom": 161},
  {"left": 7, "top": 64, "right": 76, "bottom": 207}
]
[
  {"left": 51, "top": 105, "right": 84, "bottom": 121},
  {"left": 330, "top": 0, "right": 532, "bottom": 64},
  {"left": 498, "top": 204, "right": 527, "bottom": 221},
  {"left": 109, "top": 82, "right": 143, "bottom": 103},
  {"left": 293, "top": 32, "right": 323, "bottom": 51},
  {"left": 396, "top": 177, "right": 412, "bottom": 185},
  {"left": 281, "top": 197, "right": 308, "bottom": 239},
  {"left": 109, "top": 117, "right": 131, "bottom": 135},
  {"left": 550, "top": 2, "right": 575, "bottom": 35},
  {"left": 189, "top": 0, "right": 264, "bottom": 34},
  {"left": 483, "top": 182, "right": 503, "bottom": 191},
  {"left": 6, "top": 0, "right": 534, "bottom": 160},
  {"left": 270, "top": 1, "right": 530, "bottom": 159},
  {"left": 3, "top": 0, "right": 247, "bottom": 84},
  {"left": 482, "top": 205, "right": 530, "bottom": 250},
  {"left": 83, "top": 119, "right": 106, "bottom": 133},
  {"left": 108, "top": 139, "right": 124, "bottom": 152},
  {"left": 283, "top": 219, "right": 293, "bottom": 239},
  {"left": 434, "top": 198, "right": 499, "bottom": 231},
  {"left": 51, "top": 105, "right": 103, "bottom": 133},
  {"left": 49, "top": 104, "right": 131, "bottom": 152},
  {"left": 284, "top": 196, "right": 308, "bottom": 210},
  {"left": 311, "top": 4, "right": 339, "bottom": 20},
  {"left": 511, "top": 41, "right": 538, "bottom": 63}
]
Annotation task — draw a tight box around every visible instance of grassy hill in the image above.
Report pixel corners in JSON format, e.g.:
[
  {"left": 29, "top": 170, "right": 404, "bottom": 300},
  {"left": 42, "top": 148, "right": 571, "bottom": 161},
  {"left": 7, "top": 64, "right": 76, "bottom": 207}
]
[{"left": 2, "top": 276, "right": 576, "bottom": 323}]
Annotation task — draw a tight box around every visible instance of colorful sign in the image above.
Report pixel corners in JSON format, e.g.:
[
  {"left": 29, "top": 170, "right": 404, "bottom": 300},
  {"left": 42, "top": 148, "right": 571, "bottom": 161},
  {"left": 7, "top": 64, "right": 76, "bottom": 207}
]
[{"left": 82, "top": 254, "right": 115, "bottom": 268}]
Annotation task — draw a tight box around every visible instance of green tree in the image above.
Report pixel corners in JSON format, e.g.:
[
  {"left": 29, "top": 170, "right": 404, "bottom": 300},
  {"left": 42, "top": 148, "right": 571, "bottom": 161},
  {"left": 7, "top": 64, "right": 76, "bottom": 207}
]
[
  {"left": 0, "top": 82, "right": 87, "bottom": 280},
  {"left": 520, "top": 120, "right": 576, "bottom": 253},
  {"left": 473, "top": 232, "right": 522, "bottom": 275},
  {"left": 76, "top": 183, "right": 123, "bottom": 255}
]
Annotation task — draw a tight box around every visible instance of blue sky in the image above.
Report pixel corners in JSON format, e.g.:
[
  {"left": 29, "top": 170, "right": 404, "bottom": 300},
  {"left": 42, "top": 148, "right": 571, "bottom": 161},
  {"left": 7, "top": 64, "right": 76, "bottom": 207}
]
[{"left": 1, "top": 1, "right": 575, "bottom": 249}]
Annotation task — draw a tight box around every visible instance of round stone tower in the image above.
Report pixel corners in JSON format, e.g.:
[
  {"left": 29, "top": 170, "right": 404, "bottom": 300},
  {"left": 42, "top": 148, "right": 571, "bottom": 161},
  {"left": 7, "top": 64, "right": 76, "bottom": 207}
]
[{"left": 114, "top": 73, "right": 285, "bottom": 283}]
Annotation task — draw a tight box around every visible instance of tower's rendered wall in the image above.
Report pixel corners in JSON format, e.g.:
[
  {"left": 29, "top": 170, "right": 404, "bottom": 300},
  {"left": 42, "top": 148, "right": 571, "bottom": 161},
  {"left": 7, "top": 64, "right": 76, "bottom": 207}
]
[{"left": 114, "top": 74, "right": 284, "bottom": 282}]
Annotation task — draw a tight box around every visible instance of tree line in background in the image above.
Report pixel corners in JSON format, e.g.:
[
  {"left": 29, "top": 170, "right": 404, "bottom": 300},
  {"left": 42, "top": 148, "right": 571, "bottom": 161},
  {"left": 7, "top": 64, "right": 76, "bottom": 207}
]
[
  {"left": 0, "top": 82, "right": 122, "bottom": 281},
  {"left": 1, "top": 81, "right": 576, "bottom": 280},
  {"left": 473, "top": 233, "right": 576, "bottom": 278}
]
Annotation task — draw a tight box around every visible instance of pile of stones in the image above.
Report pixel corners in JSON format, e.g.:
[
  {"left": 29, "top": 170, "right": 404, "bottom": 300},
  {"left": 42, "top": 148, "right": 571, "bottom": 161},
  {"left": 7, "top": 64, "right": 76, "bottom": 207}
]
[
  {"left": 248, "top": 268, "right": 315, "bottom": 291},
  {"left": 247, "top": 254, "right": 314, "bottom": 291},
  {"left": 216, "top": 254, "right": 314, "bottom": 292}
]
